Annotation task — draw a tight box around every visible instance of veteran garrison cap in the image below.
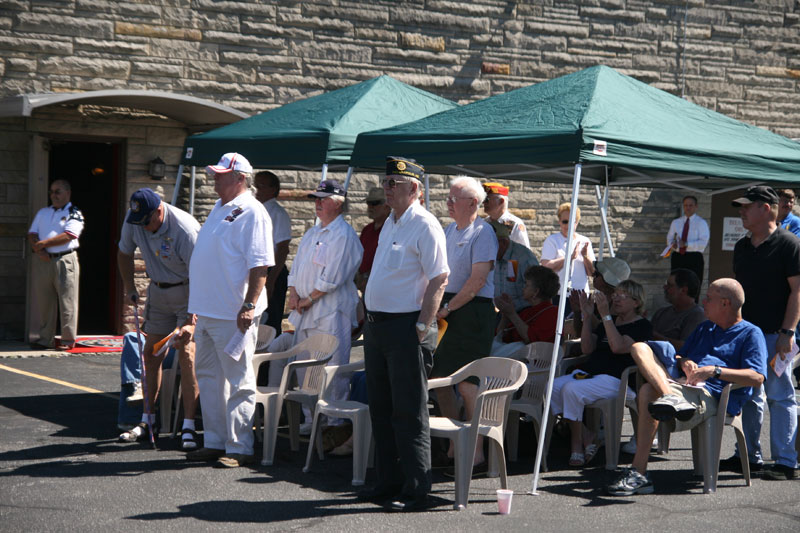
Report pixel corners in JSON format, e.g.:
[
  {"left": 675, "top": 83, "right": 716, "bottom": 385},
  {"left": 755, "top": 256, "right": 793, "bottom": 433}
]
[
  {"left": 386, "top": 156, "right": 424, "bottom": 180},
  {"left": 483, "top": 182, "right": 510, "bottom": 196}
]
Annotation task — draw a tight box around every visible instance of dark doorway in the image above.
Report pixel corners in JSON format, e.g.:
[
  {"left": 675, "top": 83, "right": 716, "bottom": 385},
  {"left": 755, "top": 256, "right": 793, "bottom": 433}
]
[{"left": 49, "top": 141, "right": 122, "bottom": 335}]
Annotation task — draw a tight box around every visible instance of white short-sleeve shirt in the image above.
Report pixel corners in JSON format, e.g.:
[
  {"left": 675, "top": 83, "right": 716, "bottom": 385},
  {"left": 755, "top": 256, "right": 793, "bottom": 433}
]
[
  {"left": 365, "top": 201, "right": 449, "bottom": 313},
  {"left": 189, "top": 191, "right": 275, "bottom": 320},
  {"left": 443, "top": 217, "right": 497, "bottom": 298},
  {"left": 263, "top": 198, "right": 291, "bottom": 249},
  {"left": 28, "top": 202, "right": 84, "bottom": 253},
  {"left": 496, "top": 210, "right": 530, "bottom": 249},
  {"left": 666, "top": 214, "right": 710, "bottom": 253},
  {"left": 541, "top": 231, "right": 595, "bottom": 294}
]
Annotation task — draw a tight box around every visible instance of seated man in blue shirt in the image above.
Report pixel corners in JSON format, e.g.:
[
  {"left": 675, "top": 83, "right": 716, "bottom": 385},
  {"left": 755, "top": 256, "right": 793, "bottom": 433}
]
[{"left": 607, "top": 278, "right": 767, "bottom": 496}]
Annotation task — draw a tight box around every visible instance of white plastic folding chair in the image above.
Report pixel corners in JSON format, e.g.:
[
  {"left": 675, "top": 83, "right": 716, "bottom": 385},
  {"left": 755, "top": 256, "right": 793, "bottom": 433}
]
[
  {"left": 428, "top": 357, "right": 527, "bottom": 510},
  {"left": 585, "top": 365, "right": 639, "bottom": 470},
  {"left": 303, "top": 360, "right": 372, "bottom": 485},
  {"left": 657, "top": 383, "right": 750, "bottom": 493},
  {"left": 505, "top": 342, "right": 564, "bottom": 470},
  {"left": 251, "top": 333, "right": 338, "bottom": 466}
]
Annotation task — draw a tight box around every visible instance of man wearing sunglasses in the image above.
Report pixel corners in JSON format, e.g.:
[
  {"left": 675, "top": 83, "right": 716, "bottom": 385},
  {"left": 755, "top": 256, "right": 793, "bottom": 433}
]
[
  {"left": 117, "top": 187, "right": 201, "bottom": 449},
  {"left": 356, "top": 186, "right": 392, "bottom": 293},
  {"left": 360, "top": 156, "right": 449, "bottom": 512},
  {"left": 28, "top": 179, "right": 84, "bottom": 350}
]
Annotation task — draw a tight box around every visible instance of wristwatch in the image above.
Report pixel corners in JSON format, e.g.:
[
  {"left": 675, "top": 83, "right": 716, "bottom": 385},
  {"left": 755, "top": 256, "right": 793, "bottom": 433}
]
[
  {"left": 713, "top": 365, "right": 722, "bottom": 378},
  {"left": 415, "top": 322, "right": 427, "bottom": 333},
  {"left": 443, "top": 302, "right": 451, "bottom": 312},
  {"left": 241, "top": 302, "right": 255, "bottom": 311},
  {"left": 602, "top": 314, "right": 613, "bottom": 322},
  {"left": 778, "top": 328, "right": 794, "bottom": 336}
]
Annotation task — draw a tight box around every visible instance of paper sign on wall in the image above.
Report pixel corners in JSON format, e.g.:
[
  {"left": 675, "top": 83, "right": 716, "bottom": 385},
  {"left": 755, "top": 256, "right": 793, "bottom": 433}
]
[{"left": 722, "top": 217, "right": 747, "bottom": 250}]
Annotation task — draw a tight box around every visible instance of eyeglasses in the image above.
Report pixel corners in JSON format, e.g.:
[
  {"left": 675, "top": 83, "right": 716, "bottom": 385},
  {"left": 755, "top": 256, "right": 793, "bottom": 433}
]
[
  {"left": 446, "top": 195, "right": 472, "bottom": 204},
  {"left": 611, "top": 292, "right": 632, "bottom": 300},
  {"left": 560, "top": 219, "right": 570, "bottom": 224},
  {"left": 382, "top": 177, "right": 411, "bottom": 189},
  {"left": 366, "top": 200, "right": 384, "bottom": 207},
  {"left": 780, "top": 197, "right": 795, "bottom": 204},
  {"left": 49, "top": 189, "right": 65, "bottom": 195}
]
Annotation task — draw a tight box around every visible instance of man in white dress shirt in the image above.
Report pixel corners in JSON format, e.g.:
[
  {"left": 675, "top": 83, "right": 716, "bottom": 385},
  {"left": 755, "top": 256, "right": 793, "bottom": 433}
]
[
  {"left": 286, "top": 179, "right": 363, "bottom": 426},
  {"left": 482, "top": 181, "right": 530, "bottom": 248},
  {"left": 27, "top": 179, "right": 84, "bottom": 350},
  {"left": 666, "top": 195, "right": 709, "bottom": 284},
  {"left": 183, "top": 153, "right": 274, "bottom": 468},
  {"left": 359, "top": 156, "right": 449, "bottom": 512}
]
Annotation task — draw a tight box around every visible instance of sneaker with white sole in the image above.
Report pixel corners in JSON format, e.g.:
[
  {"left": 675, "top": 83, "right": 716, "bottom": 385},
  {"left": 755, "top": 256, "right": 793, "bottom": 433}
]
[
  {"left": 607, "top": 467, "right": 654, "bottom": 496},
  {"left": 621, "top": 436, "right": 660, "bottom": 455},
  {"left": 125, "top": 382, "right": 144, "bottom": 405},
  {"left": 648, "top": 393, "right": 696, "bottom": 422}
]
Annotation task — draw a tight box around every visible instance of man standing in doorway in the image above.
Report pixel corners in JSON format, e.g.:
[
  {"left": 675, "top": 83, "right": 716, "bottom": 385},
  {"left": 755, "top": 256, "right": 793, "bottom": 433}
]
[
  {"left": 28, "top": 179, "right": 84, "bottom": 350},
  {"left": 666, "top": 195, "right": 709, "bottom": 285},
  {"left": 183, "top": 153, "right": 274, "bottom": 468},
  {"left": 730, "top": 185, "right": 799, "bottom": 481},
  {"left": 360, "top": 156, "right": 449, "bottom": 512},
  {"left": 116, "top": 188, "right": 201, "bottom": 450}
]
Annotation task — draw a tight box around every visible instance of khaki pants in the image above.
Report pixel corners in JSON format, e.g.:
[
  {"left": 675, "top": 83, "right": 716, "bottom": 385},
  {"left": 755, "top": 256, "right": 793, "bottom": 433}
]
[{"left": 33, "top": 251, "right": 79, "bottom": 347}]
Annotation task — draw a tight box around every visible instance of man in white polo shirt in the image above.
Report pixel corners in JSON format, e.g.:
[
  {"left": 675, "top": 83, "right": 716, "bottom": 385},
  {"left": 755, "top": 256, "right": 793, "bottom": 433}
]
[
  {"left": 27, "top": 179, "right": 84, "bottom": 350},
  {"left": 183, "top": 153, "right": 274, "bottom": 468},
  {"left": 482, "top": 181, "right": 530, "bottom": 248},
  {"left": 359, "top": 156, "right": 449, "bottom": 512}
]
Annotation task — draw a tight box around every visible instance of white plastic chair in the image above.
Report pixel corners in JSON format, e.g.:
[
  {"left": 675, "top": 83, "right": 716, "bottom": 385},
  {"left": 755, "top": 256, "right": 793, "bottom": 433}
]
[
  {"left": 428, "top": 357, "right": 527, "bottom": 510},
  {"left": 505, "top": 342, "right": 565, "bottom": 470},
  {"left": 255, "top": 324, "right": 277, "bottom": 353},
  {"left": 303, "top": 360, "right": 372, "bottom": 486},
  {"left": 251, "top": 333, "right": 338, "bottom": 466},
  {"left": 656, "top": 383, "right": 750, "bottom": 493},
  {"left": 585, "top": 365, "right": 639, "bottom": 470}
]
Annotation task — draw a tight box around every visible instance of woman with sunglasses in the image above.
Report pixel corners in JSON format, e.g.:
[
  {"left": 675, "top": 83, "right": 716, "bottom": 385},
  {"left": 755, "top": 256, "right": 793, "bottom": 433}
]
[
  {"left": 549, "top": 279, "right": 652, "bottom": 467},
  {"left": 541, "top": 203, "right": 596, "bottom": 311}
]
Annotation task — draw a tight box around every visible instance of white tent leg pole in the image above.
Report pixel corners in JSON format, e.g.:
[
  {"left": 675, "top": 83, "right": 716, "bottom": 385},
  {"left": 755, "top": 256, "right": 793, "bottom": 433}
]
[
  {"left": 343, "top": 166, "right": 353, "bottom": 191},
  {"left": 424, "top": 173, "right": 430, "bottom": 211},
  {"left": 595, "top": 185, "right": 615, "bottom": 258},
  {"left": 320, "top": 163, "right": 328, "bottom": 183},
  {"left": 530, "top": 163, "right": 582, "bottom": 495},
  {"left": 189, "top": 166, "right": 196, "bottom": 217},
  {"left": 170, "top": 164, "right": 184, "bottom": 206}
]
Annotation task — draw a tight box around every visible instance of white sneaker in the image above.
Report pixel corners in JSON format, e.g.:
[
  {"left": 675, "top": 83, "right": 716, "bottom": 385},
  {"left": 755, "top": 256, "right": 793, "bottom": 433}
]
[{"left": 125, "top": 382, "right": 143, "bottom": 405}]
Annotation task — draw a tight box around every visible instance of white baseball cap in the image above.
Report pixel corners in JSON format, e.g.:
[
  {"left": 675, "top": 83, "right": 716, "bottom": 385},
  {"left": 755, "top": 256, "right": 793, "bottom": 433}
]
[{"left": 206, "top": 152, "right": 253, "bottom": 175}]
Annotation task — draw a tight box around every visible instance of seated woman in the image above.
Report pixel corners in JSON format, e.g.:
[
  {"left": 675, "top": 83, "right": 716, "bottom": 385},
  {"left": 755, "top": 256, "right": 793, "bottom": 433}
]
[
  {"left": 492, "top": 265, "right": 560, "bottom": 359},
  {"left": 550, "top": 279, "right": 652, "bottom": 467}
]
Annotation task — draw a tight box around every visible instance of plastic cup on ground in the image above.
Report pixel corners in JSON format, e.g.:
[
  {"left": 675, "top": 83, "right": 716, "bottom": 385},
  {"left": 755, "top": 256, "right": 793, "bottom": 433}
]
[{"left": 496, "top": 489, "right": 513, "bottom": 514}]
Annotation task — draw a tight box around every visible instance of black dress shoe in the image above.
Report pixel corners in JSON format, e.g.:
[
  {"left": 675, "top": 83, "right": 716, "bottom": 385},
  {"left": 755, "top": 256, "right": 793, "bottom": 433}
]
[
  {"left": 386, "top": 495, "right": 430, "bottom": 512},
  {"left": 762, "top": 463, "right": 797, "bottom": 481},
  {"left": 357, "top": 484, "right": 402, "bottom": 503},
  {"left": 718, "top": 455, "right": 762, "bottom": 473}
]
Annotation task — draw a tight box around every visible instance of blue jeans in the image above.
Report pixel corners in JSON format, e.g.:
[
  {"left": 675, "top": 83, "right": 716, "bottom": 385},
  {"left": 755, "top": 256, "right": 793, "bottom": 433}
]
[
  {"left": 118, "top": 331, "right": 176, "bottom": 427},
  {"left": 739, "top": 333, "right": 798, "bottom": 468}
]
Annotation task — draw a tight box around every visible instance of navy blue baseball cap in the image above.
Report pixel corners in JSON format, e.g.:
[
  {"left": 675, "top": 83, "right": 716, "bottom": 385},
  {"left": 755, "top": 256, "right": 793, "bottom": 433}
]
[
  {"left": 127, "top": 188, "right": 161, "bottom": 225},
  {"left": 308, "top": 179, "right": 347, "bottom": 198}
]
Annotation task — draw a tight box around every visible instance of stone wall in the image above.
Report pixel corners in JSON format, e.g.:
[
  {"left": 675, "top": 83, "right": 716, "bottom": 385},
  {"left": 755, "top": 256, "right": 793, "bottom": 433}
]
[{"left": 1, "top": 0, "right": 798, "bottom": 338}]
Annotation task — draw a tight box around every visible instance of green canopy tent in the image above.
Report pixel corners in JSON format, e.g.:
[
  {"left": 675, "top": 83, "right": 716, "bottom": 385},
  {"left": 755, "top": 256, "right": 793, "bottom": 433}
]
[
  {"left": 173, "top": 75, "right": 457, "bottom": 211},
  {"left": 349, "top": 65, "right": 800, "bottom": 495}
]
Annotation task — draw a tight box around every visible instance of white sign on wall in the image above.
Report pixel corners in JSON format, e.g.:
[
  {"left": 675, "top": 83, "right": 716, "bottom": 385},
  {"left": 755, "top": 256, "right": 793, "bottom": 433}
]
[{"left": 722, "top": 217, "right": 748, "bottom": 251}]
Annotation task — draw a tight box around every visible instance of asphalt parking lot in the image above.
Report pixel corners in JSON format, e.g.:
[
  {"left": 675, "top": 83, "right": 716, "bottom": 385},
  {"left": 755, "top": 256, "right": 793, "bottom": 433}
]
[{"left": 0, "top": 343, "right": 798, "bottom": 532}]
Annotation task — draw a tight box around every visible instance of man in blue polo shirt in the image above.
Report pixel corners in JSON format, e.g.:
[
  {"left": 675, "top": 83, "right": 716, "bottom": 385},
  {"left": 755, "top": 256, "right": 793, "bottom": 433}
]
[{"left": 606, "top": 278, "right": 766, "bottom": 496}]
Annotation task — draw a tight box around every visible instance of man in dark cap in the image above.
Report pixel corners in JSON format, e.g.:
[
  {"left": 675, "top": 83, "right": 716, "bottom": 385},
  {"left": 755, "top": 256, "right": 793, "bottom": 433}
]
[
  {"left": 727, "top": 185, "right": 798, "bottom": 481},
  {"left": 283, "top": 180, "right": 362, "bottom": 433},
  {"left": 117, "top": 188, "right": 202, "bottom": 450},
  {"left": 360, "top": 157, "right": 449, "bottom": 511}
]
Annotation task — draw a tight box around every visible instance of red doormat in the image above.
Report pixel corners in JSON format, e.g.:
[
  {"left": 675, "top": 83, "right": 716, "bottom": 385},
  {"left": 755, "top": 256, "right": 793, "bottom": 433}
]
[{"left": 63, "top": 336, "right": 124, "bottom": 353}]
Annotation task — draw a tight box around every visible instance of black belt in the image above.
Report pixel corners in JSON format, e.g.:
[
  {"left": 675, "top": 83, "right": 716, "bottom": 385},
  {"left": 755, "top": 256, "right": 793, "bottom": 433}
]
[
  {"left": 153, "top": 280, "right": 189, "bottom": 289},
  {"left": 365, "top": 310, "right": 418, "bottom": 323},
  {"left": 442, "top": 293, "right": 493, "bottom": 304},
  {"left": 48, "top": 250, "right": 75, "bottom": 259}
]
